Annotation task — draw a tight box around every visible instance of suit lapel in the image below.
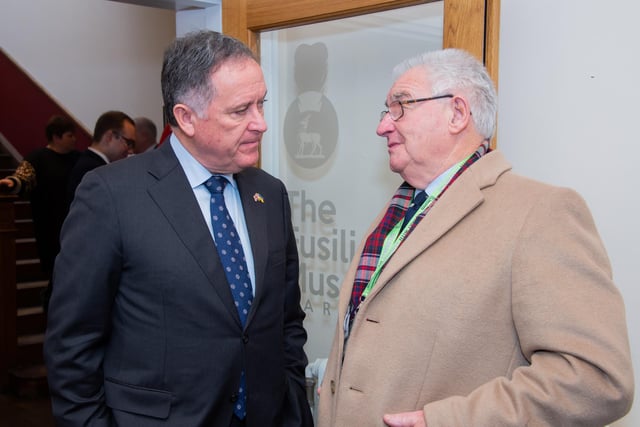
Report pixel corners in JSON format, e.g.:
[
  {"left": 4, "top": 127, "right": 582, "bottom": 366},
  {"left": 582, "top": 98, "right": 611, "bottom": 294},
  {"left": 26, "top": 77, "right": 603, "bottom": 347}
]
[
  {"left": 235, "top": 172, "right": 268, "bottom": 325},
  {"left": 145, "top": 143, "right": 241, "bottom": 325}
]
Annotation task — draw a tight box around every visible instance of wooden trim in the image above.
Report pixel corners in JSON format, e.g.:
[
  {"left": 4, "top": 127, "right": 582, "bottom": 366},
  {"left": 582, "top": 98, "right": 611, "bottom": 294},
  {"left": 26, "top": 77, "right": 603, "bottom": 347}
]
[
  {"left": 222, "top": 0, "right": 253, "bottom": 52},
  {"left": 443, "top": 0, "right": 485, "bottom": 60},
  {"left": 245, "top": 0, "right": 434, "bottom": 31},
  {"left": 485, "top": 0, "right": 500, "bottom": 147},
  {"left": 485, "top": 0, "right": 500, "bottom": 88}
]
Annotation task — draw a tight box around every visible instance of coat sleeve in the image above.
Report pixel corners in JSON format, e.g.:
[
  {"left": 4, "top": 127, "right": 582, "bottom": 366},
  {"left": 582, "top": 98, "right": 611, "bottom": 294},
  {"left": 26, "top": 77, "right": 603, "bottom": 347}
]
[
  {"left": 44, "top": 170, "right": 119, "bottom": 426},
  {"left": 424, "top": 187, "right": 634, "bottom": 426}
]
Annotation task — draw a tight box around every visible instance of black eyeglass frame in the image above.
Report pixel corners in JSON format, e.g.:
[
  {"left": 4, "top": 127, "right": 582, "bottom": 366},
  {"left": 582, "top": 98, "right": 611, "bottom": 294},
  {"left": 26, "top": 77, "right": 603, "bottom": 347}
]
[
  {"left": 380, "top": 94, "right": 454, "bottom": 121},
  {"left": 112, "top": 130, "right": 136, "bottom": 148}
]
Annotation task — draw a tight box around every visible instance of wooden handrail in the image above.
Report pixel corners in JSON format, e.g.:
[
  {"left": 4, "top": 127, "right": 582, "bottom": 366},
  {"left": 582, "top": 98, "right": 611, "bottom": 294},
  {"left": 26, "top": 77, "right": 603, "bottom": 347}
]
[{"left": 0, "top": 194, "right": 18, "bottom": 391}]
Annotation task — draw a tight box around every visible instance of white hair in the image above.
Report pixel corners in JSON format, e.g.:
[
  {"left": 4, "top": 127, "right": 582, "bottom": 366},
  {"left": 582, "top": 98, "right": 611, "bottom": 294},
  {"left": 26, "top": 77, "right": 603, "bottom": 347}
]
[{"left": 393, "top": 48, "right": 498, "bottom": 139}]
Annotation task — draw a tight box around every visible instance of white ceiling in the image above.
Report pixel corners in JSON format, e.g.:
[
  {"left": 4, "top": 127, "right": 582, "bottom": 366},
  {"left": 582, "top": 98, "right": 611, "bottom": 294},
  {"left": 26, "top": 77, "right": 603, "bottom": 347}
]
[{"left": 107, "top": 0, "right": 220, "bottom": 11}]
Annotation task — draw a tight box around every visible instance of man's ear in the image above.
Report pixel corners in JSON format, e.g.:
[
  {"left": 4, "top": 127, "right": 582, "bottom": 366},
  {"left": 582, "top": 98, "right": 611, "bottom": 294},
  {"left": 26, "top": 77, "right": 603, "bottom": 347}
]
[
  {"left": 104, "top": 129, "right": 117, "bottom": 144},
  {"left": 448, "top": 96, "right": 471, "bottom": 135},
  {"left": 173, "top": 104, "right": 197, "bottom": 137}
]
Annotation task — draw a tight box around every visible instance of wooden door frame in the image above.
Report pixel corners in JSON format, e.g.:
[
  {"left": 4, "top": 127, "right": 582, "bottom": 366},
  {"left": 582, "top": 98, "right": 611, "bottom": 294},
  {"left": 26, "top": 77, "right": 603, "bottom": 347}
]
[{"left": 221, "top": 0, "right": 500, "bottom": 87}]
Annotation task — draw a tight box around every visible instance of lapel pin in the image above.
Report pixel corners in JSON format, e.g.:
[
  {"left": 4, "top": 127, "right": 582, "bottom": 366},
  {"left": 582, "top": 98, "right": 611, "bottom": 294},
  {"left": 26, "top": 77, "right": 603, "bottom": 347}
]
[{"left": 253, "top": 193, "right": 264, "bottom": 203}]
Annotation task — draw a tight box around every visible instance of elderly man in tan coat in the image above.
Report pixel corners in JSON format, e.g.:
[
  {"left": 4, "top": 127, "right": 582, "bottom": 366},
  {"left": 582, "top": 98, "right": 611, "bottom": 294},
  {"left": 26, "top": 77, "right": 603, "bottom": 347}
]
[{"left": 317, "top": 49, "right": 634, "bottom": 427}]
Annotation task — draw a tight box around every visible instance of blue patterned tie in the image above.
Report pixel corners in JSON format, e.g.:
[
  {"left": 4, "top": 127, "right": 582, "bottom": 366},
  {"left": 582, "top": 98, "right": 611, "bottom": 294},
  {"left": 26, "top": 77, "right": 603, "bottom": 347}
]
[{"left": 205, "top": 175, "right": 252, "bottom": 419}]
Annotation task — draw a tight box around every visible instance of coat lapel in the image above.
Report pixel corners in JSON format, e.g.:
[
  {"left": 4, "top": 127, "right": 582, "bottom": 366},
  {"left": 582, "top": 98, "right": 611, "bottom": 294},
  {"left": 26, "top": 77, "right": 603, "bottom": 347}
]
[
  {"left": 145, "top": 143, "right": 241, "bottom": 325},
  {"left": 366, "top": 151, "right": 512, "bottom": 302}
]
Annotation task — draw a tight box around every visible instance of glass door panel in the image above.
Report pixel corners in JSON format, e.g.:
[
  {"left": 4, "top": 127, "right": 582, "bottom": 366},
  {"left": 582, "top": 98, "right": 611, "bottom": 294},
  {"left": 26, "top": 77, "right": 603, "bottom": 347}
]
[{"left": 260, "top": 2, "right": 443, "bottom": 361}]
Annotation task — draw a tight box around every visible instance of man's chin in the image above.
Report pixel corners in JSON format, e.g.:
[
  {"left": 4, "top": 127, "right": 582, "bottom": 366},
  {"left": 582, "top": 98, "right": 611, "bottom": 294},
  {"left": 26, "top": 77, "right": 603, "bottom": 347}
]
[
  {"left": 237, "top": 152, "right": 261, "bottom": 169},
  {"left": 388, "top": 159, "right": 403, "bottom": 174}
]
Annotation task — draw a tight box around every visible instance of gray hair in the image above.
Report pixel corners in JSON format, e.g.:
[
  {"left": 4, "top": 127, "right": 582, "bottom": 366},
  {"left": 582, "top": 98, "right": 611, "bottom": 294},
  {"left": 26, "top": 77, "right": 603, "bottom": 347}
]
[
  {"left": 161, "top": 30, "right": 257, "bottom": 127},
  {"left": 393, "top": 49, "right": 498, "bottom": 139}
]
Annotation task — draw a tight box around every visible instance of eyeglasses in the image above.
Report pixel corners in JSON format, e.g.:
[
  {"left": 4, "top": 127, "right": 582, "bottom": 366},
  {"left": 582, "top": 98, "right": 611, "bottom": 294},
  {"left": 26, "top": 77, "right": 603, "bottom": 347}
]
[
  {"left": 113, "top": 131, "right": 135, "bottom": 148},
  {"left": 380, "top": 94, "right": 454, "bottom": 121}
]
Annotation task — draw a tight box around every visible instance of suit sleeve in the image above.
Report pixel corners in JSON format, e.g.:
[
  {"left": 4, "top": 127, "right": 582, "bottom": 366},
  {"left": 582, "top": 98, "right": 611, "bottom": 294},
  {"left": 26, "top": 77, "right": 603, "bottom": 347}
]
[
  {"left": 44, "top": 171, "right": 119, "bottom": 426},
  {"left": 280, "top": 182, "right": 314, "bottom": 427},
  {"left": 423, "top": 187, "right": 634, "bottom": 426}
]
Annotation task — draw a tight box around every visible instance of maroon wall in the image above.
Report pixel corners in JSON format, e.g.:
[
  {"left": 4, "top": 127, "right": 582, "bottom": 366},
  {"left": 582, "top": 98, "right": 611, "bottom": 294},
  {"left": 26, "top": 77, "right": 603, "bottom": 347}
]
[{"left": 0, "top": 49, "right": 92, "bottom": 158}]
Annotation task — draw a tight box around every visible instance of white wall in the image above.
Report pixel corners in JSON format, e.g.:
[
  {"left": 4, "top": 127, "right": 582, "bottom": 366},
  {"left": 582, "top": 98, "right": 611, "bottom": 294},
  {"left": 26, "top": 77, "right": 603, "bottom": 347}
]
[
  {"left": 176, "top": 6, "right": 221, "bottom": 36},
  {"left": 0, "top": 0, "right": 176, "bottom": 133},
  {"left": 498, "top": 1, "right": 640, "bottom": 425}
]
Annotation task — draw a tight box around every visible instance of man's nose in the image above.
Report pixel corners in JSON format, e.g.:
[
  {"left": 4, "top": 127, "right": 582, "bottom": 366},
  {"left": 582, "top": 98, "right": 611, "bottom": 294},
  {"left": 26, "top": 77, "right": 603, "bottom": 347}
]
[{"left": 376, "top": 113, "right": 394, "bottom": 136}]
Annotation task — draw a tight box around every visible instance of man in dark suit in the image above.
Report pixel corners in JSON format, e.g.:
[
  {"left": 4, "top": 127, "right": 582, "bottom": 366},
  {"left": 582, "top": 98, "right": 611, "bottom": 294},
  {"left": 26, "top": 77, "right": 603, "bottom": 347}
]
[
  {"left": 45, "top": 31, "right": 313, "bottom": 427},
  {"left": 67, "top": 110, "right": 135, "bottom": 201}
]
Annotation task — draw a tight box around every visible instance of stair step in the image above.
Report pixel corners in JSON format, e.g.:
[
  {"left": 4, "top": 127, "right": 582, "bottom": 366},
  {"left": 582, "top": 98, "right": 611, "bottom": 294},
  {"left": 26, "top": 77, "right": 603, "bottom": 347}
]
[
  {"left": 16, "top": 334, "right": 45, "bottom": 365},
  {"left": 16, "top": 259, "right": 47, "bottom": 282},
  {"left": 17, "top": 280, "right": 48, "bottom": 308},
  {"left": 17, "top": 293, "right": 46, "bottom": 310},
  {"left": 17, "top": 280, "right": 48, "bottom": 289},
  {"left": 16, "top": 237, "right": 39, "bottom": 260},
  {"left": 17, "top": 333, "right": 44, "bottom": 347},
  {"left": 8, "top": 364, "right": 47, "bottom": 380},
  {"left": 18, "top": 306, "right": 44, "bottom": 316},
  {"left": 13, "top": 200, "right": 33, "bottom": 220},
  {"left": 17, "top": 306, "right": 46, "bottom": 336},
  {"left": 14, "top": 218, "right": 34, "bottom": 239}
]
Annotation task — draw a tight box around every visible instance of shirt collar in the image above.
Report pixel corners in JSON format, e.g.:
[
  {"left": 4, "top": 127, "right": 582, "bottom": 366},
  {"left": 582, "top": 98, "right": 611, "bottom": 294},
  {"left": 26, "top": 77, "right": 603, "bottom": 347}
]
[
  {"left": 422, "top": 162, "right": 459, "bottom": 196},
  {"left": 170, "top": 134, "right": 236, "bottom": 189},
  {"left": 88, "top": 147, "right": 109, "bottom": 164}
]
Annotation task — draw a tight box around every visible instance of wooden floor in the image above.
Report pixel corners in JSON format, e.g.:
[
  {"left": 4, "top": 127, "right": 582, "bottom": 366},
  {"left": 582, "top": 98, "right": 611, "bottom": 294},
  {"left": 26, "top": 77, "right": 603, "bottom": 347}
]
[{"left": 0, "top": 392, "right": 54, "bottom": 427}]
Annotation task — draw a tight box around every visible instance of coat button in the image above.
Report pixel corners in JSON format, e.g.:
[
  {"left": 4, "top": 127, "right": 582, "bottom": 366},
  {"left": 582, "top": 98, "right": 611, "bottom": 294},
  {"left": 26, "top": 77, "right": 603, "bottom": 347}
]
[
  {"left": 242, "top": 334, "right": 249, "bottom": 344},
  {"left": 330, "top": 380, "right": 335, "bottom": 394},
  {"left": 230, "top": 392, "right": 239, "bottom": 402}
]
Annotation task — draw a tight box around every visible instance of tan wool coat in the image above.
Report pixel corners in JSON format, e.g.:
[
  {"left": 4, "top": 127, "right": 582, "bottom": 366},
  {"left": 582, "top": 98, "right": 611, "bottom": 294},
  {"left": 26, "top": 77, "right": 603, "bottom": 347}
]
[{"left": 317, "top": 150, "right": 634, "bottom": 427}]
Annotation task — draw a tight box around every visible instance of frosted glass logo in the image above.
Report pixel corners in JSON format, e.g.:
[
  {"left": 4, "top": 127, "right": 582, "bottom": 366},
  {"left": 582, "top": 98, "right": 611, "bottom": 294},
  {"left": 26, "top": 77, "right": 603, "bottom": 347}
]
[{"left": 283, "top": 43, "right": 338, "bottom": 177}]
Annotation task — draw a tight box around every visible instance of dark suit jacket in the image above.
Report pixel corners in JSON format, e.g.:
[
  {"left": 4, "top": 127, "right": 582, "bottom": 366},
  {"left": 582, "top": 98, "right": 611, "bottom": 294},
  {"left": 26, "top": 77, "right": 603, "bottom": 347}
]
[
  {"left": 45, "top": 142, "right": 313, "bottom": 427},
  {"left": 67, "top": 148, "right": 107, "bottom": 202}
]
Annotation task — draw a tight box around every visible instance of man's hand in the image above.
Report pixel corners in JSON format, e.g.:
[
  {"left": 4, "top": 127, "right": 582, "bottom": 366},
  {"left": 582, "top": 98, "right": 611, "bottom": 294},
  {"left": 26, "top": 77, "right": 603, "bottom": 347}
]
[
  {"left": 0, "top": 178, "right": 15, "bottom": 189},
  {"left": 383, "top": 410, "right": 427, "bottom": 427},
  {"left": 0, "top": 178, "right": 16, "bottom": 194}
]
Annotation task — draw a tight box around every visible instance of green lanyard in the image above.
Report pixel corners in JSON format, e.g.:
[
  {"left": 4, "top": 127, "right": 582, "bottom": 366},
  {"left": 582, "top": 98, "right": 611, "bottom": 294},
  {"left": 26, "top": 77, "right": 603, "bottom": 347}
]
[{"left": 360, "top": 158, "right": 468, "bottom": 301}]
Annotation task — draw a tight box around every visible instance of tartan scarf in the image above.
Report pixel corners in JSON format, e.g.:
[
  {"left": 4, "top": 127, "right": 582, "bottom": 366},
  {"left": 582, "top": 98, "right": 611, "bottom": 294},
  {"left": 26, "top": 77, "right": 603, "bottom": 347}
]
[{"left": 349, "top": 142, "right": 490, "bottom": 316}]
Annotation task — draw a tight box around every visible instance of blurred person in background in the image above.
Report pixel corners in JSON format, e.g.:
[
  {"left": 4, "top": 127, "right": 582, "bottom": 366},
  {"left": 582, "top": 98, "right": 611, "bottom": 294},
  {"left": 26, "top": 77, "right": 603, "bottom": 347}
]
[
  {"left": 67, "top": 110, "right": 135, "bottom": 200},
  {"left": 0, "top": 115, "right": 79, "bottom": 310},
  {"left": 133, "top": 116, "right": 158, "bottom": 154}
]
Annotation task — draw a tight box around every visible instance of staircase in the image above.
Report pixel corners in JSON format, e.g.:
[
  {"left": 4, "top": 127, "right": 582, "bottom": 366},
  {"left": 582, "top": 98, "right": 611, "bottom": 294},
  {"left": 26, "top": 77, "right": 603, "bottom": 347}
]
[{"left": 0, "top": 145, "right": 49, "bottom": 396}]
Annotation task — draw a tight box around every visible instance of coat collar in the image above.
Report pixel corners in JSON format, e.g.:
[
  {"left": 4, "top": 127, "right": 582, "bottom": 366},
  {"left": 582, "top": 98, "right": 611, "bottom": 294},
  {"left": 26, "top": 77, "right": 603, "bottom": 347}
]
[{"left": 365, "top": 150, "right": 512, "bottom": 302}]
